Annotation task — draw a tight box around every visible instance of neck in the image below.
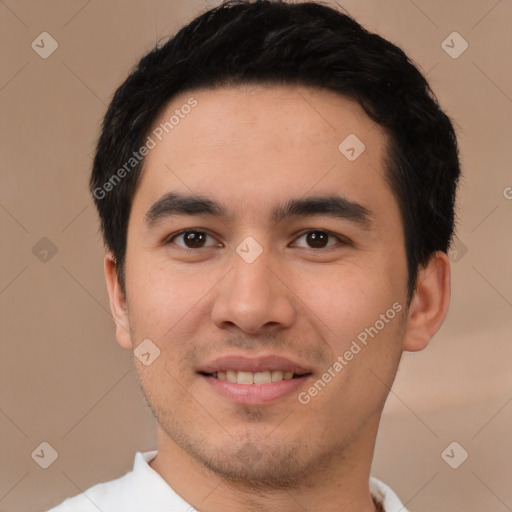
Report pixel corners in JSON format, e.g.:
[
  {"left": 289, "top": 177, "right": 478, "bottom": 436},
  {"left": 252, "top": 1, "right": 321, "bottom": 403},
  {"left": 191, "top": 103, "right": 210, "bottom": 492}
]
[{"left": 149, "top": 415, "right": 381, "bottom": 512}]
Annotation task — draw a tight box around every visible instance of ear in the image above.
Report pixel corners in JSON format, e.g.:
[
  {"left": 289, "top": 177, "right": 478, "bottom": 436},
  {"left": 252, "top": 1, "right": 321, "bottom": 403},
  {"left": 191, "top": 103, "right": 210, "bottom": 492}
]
[
  {"left": 402, "top": 251, "right": 451, "bottom": 352},
  {"left": 104, "top": 252, "right": 133, "bottom": 350}
]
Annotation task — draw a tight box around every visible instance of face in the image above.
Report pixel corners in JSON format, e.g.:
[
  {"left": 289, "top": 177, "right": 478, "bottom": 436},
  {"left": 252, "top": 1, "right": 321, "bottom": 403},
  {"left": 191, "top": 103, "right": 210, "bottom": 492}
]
[{"left": 115, "top": 85, "right": 413, "bottom": 486}]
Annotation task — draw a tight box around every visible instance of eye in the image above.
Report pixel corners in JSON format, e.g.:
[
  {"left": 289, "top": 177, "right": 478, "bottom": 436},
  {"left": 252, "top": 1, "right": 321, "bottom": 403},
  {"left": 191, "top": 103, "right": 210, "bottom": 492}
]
[
  {"left": 292, "top": 230, "right": 347, "bottom": 249},
  {"left": 167, "top": 230, "right": 220, "bottom": 249}
]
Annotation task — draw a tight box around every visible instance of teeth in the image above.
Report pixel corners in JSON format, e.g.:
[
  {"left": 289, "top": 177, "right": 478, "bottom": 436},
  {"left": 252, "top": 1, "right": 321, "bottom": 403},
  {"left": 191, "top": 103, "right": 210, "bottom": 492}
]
[
  {"left": 214, "top": 370, "right": 299, "bottom": 384},
  {"left": 254, "top": 371, "right": 271, "bottom": 384},
  {"left": 237, "top": 371, "right": 254, "bottom": 385},
  {"left": 271, "top": 370, "right": 284, "bottom": 382}
]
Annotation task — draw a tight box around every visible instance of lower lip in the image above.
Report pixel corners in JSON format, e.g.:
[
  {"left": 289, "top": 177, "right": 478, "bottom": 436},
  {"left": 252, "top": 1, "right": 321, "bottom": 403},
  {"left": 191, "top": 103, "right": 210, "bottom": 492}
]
[{"left": 200, "top": 374, "right": 311, "bottom": 404}]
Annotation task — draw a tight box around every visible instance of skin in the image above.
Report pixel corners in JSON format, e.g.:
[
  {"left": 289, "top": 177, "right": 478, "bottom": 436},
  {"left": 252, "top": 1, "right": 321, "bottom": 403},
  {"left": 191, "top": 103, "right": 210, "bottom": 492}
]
[{"left": 104, "top": 84, "right": 451, "bottom": 512}]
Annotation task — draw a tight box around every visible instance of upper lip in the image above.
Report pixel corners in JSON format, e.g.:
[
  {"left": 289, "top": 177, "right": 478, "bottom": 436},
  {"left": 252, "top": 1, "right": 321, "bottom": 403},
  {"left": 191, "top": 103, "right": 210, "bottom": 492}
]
[{"left": 199, "top": 355, "right": 313, "bottom": 375}]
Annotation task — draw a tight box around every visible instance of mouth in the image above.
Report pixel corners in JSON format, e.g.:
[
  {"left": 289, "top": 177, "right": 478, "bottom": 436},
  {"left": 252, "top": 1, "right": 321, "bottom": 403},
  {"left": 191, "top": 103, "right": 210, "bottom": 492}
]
[
  {"left": 197, "top": 355, "right": 313, "bottom": 404},
  {"left": 199, "top": 370, "right": 309, "bottom": 385}
]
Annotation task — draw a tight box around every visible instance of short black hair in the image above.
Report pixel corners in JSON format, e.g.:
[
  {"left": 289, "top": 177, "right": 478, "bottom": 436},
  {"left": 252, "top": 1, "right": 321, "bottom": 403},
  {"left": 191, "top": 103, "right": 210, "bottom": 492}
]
[{"left": 90, "top": 0, "right": 461, "bottom": 305}]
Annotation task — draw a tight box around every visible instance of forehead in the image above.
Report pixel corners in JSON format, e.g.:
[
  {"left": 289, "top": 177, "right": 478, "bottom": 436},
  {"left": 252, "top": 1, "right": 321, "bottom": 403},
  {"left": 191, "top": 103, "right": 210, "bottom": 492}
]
[{"left": 131, "top": 84, "right": 396, "bottom": 228}]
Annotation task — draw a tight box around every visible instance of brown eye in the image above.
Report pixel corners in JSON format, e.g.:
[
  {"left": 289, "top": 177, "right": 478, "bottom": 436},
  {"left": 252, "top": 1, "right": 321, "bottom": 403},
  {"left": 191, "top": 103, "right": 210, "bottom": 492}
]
[
  {"left": 306, "top": 231, "right": 329, "bottom": 248},
  {"left": 169, "top": 231, "right": 217, "bottom": 249},
  {"left": 293, "top": 230, "right": 344, "bottom": 249}
]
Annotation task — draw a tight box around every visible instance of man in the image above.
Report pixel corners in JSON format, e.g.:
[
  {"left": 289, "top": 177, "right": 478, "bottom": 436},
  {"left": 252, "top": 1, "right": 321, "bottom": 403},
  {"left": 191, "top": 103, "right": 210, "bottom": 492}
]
[{"left": 48, "top": 0, "right": 460, "bottom": 510}]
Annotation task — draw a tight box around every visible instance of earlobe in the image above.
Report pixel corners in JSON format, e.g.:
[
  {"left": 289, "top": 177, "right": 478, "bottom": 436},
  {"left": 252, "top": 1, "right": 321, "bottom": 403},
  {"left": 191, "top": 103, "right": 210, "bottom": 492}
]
[
  {"left": 104, "top": 252, "right": 133, "bottom": 350},
  {"left": 402, "top": 251, "right": 451, "bottom": 352}
]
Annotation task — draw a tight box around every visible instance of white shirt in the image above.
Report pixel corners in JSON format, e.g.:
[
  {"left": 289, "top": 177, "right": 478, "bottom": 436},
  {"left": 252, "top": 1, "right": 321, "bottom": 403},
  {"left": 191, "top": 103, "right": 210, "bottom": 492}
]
[{"left": 47, "top": 451, "right": 409, "bottom": 512}]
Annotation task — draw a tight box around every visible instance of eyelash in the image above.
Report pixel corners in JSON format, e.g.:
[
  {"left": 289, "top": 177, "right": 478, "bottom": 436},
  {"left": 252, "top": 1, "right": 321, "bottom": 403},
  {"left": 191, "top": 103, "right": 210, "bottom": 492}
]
[{"left": 165, "top": 229, "right": 349, "bottom": 250}]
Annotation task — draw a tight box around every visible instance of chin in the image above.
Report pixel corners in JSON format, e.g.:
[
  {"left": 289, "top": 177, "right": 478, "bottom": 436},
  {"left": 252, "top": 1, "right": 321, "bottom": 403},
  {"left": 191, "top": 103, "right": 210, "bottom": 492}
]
[{"left": 192, "top": 440, "right": 309, "bottom": 489}]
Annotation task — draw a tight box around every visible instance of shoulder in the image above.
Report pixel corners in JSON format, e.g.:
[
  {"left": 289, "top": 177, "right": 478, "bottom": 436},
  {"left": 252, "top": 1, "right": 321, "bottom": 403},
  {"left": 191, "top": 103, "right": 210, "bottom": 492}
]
[
  {"left": 46, "top": 451, "right": 159, "bottom": 512},
  {"left": 370, "top": 476, "right": 410, "bottom": 512},
  {"left": 46, "top": 470, "right": 133, "bottom": 511}
]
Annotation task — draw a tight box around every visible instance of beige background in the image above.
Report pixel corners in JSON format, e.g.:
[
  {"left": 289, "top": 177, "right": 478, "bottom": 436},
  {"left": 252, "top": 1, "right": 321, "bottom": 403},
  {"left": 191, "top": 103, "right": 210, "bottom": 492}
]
[{"left": 0, "top": 0, "right": 511, "bottom": 511}]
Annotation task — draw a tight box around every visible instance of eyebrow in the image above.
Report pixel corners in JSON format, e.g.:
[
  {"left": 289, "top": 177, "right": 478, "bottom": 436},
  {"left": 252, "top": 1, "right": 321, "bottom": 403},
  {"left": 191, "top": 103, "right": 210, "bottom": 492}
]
[{"left": 144, "top": 192, "right": 374, "bottom": 231}]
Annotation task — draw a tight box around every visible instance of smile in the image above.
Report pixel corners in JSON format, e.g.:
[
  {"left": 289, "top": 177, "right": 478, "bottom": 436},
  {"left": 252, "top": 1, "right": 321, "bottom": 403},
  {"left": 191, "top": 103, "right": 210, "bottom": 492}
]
[{"left": 203, "top": 370, "right": 304, "bottom": 384}]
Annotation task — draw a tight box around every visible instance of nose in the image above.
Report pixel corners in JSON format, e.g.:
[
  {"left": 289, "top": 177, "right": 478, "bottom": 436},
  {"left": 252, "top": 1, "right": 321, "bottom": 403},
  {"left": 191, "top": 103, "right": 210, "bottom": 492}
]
[{"left": 211, "top": 246, "right": 296, "bottom": 335}]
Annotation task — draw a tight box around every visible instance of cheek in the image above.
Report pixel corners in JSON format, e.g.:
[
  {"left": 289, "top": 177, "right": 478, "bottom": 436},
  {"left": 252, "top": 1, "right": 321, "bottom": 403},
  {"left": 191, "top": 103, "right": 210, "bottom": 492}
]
[
  {"left": 295, "top": 260, "right": 403, "bottom": 347},
  {"left": 299, "top": 265, "right": 405, "bottom": 410},
  {"left": 125, "top": 256, "right": 196, "bottom": 339}
]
